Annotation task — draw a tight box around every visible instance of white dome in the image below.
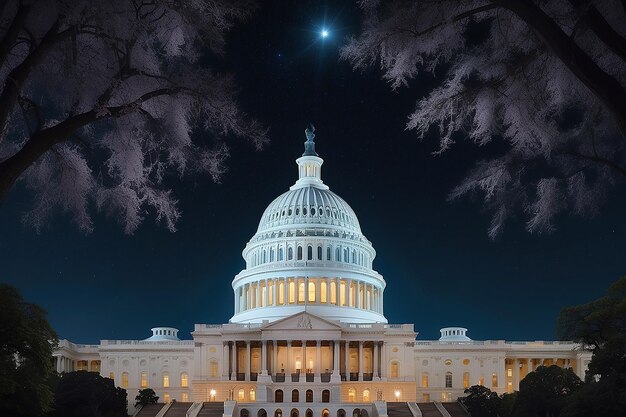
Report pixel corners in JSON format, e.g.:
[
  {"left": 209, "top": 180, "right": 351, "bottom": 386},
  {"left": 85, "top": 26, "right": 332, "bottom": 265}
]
[{"left": 230, "top": 126, "right": 386, "bottom": 324}]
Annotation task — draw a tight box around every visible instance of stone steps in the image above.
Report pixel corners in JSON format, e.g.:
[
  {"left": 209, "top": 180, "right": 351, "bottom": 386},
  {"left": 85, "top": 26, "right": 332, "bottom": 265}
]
[
  {"left": 136, "top": 403, "right": 166, "bottom": 417},
  {"left": 163, "top": 402, "right": 193, "bottom": 417},
  {"left": 416, "top": 403, "right": 444, "bottom": 417},
  {"left": 197, "top": 402, "right": 225, "bottom": 417},
  {"left": 441, "top": 403, "right": 468, "bottom": 417},
  {"left": 387, "top": 402, "right": 413, "bottom": 417}
]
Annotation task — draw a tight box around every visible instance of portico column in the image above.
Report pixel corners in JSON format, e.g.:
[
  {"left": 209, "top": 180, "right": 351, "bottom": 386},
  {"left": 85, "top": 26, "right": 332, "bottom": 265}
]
[
  {"left": 374, "top": 341, "right": 379, "bottom": 379},
  {"left": 336, "top": 278, "right": 341, "bottom": 306},
  {"left": 333, "top": 341, "right": 340, "bottom": 373},
  {"left": 513, "top": 358, "right": 519, "bottom": 391},
  {"left": 283, "top": 278, "right": 288, "bottom": 305},
  {"left": 274, "top": 279, "right": 278, "bottom": 306},
  {"left": 223, "top": 342, "right": 229, "bottom": 378},
  {"left": 55, "top": 356, "right": 60, "bottom": 373},
  {"left": 316, "top": 340, "right": 321, "bottom": 376},
  {"left": 358, "top": 341, "right": 364, "bottom": 380},
  {"left": 273, "top": 341, "right": 278, "bottom": 374},
  {"left": 381, "top": 342, "right": 386, "bottom": 378},
  {"left": 261, "top": 340, "right": 268, "bottom": 375},
  {"left": 302, "top": 340, "right": 306, "bottom": 373},
  {"left": 246, "top": 341, "right": 251, "bottom": 380},
  {"left": 263, "top": 280, "right": 268, "bottom": 307},
  {"left": 345, "top": 341, "right": 350, "bottom": 377},
  {"left": 287, "top": 341, "right": 292, "bottom": 374}
]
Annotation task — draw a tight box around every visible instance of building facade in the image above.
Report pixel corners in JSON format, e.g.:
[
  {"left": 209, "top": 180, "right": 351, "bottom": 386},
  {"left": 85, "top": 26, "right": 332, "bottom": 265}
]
[{"left": 54, "top": 127, "right": 591, "bottom": 414}]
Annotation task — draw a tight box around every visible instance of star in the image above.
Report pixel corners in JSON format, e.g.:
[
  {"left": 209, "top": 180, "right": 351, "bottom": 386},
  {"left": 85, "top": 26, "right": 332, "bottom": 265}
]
[{"left": 321, "top": 29, "right": 329, "bottom": 38}]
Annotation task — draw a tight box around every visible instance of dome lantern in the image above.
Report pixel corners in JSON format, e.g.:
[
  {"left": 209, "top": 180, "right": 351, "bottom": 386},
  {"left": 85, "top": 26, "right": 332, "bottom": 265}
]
[{"left": 292, "top": 124, "right": 327, "bottom": 190}]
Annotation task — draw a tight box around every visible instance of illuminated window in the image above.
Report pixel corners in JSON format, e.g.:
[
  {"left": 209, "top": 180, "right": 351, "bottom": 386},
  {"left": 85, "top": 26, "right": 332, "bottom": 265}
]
[
  {"left": 320, "top": 281, "right": 327, "bottom": 303},
  {"left": 421, "top": 373, "right": 429, "bottom": 388},
  {"left": 463, "top": 359, "right": 470, "bottom": 365},
  {"left": 363, "top": 389, "right": 370, "bottom": 402},
  {"left": 507, "top": 368, "right": 513, "bottom": 377},
  {"left": 492, "top": 373, "right": 498, "bottom": 388},
  {"left": 289, "top": 281, "right": 296, "bottom": 304},
  {"left": 330, "top": 281, "right": 337, "bottom": 304},
  {"left": 181, "top": 372, "right": 189, "bottom": 387},
  {"left": 308, "top": 281, "right": 316, "bottom": 302},
  {"left": 164, "top": 393, "right": 170, "bottom": 402},
  {"left": 279, "top": 281, "right": 285, "bottom": 304},
  {"left": 163, "top": 372, "right": 170, "bottom": 388},
  {"left": 348, "top": 388, "right": 356, "bottom": 402},
  {"left": 349, "top": 283, "right": 356, "bottom": 307},
  {"left": 109, "top": 372, "right": 115, "bottom": 381},
  {"left": 210, "top": 360, "right": 218, "bottom": 378},
  {"left": 422, "top": 394, "right": 430, "bottom": 402},
  {"left": 507, "top": 381, "right": 513, "bottom": 393},
  {"left": 463, "top": 372, "right": 470, "bottom": 388},
  {"left": 298, "top": 281, "right": 306, "bottom": 303},
  {"left": 141, "top": 371, "right": 148, "bottom": 388},
  {"left": 76, "top": 360, "right": 88, "bottom": 371},
  {"left": 445, "top": 372, "right": 453, "bottom": 388},
  {"left": 250, "top": 388, "right": 256, "bottom": 401},
  {"left": 121, "top": 372, "right": 129, "bottom": 388},
  {"left": 239, "top": 389, "right": 245, "bottom": 401},
  {"left": 479, "top": 376, "right": 485, "bottom": 386},
  {"left": 182, "top": 392, "right": 189, "bottom": 402},
  {"left": 391, "top": 361, "right": 399, "bottom": 378}
]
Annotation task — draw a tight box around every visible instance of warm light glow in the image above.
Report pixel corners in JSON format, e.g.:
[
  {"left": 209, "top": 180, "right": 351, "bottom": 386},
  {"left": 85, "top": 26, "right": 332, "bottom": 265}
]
[
  {"left": 394, "top": 390, "right": 400, "bottom": 400},
  {"left": 210, "top": 389, "right": 216, "bottom": 396},
  {"left": 296, "top": 360, "right": 301, "bottom": 370}
]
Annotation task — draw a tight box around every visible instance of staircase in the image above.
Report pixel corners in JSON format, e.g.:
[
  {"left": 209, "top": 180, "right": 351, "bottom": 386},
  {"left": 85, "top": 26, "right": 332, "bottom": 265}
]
[
  {"left": 163, "top": 402, "right": 193, "bottom": 417},
  {"left": 197, "top": 402, "right": 225, "bottom": 417},
  {"left": 387, "top": 402, "right": 413, "bottom": 417},
  {"left": 136, "top": 404, "right": 166, "bottom": 417},
  {"left": 441, "top": 403, "right": 469, "bottom": 417},
  {"left": 416, "top": 403, "right": 444, "bottom": 417}
]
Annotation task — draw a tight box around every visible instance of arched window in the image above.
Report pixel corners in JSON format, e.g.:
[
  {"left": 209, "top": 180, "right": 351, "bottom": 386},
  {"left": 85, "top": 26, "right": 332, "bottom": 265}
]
[
  {"left": 352, "top": 410, "right": 360, "bottom": 417},
  {"left": 330, "top": 281, "right": 337, "bottom": 304},
  {"left": 307, "top": 245, "right": 313, "bottom": 260},
  {"left": 322, "top": 409, "right": 330, "bottom": 417},
  {"left": 181, "top": 372, "right": 189, "bottom": 387},
  {"left": 279, "top": 281, "right": 285, "bottom": 304},
  {"left": 258, "top": 410, "right": 267, "bottom": 417},
  {"left": 289, "top": 281, "right": 296, "bottom": 304},
  {"left": 351, "top": 250, "right": 356, "bottom": 264},
  {"left": 275, "top": 390, "right": 283, "bottom": 403},
  {"left": 391, "top": 361, "right": 399, "bottom": 378},
  {"left": 209, "top": 360, "right": 218, "bottom": 378},
  {"left": 445, "top": 372, "right": 453, "bottom": 388},
  {"left": 363, "top": 389, "right": 370, "bottom": 402},
  {"left": 238, "top": 389, "right": 245, "bottom": 401},
  {"left": 335, "top": 247, "right": 340, "bottom": 261},
  {"left": 250, "top": 388, "right": 256, "bottom": 401},
  {"left": 421, "top": 372, "right": 429, "bottom": 387},
  {"left": 463, "top": 372, "right": 470, "bottom": 388},
  {"left": 327, "top": 247, "right": 331, "bottom": 260},
  {"left": 322, "top": 390, "right": 330, "bottom": 403},
  {"left": 288, "top": 247, "right": 293, "bottom": 260},
  {"left": 279, "top": 247, "right": 284, "bottom": 261},
  {"left": 306, "top": 389, "right": 313, "bottom": 402},
  {"left": 338, "top": 410, "right": 346, "bottom": 417},
  {"left": 308, "top": 281, "right": 315, "bottom": 303},
  {"left": 317, "top": 246, "right": 323, "bottom": 260},
  {"left": 343, "top": 248, "right": 348, "bottom": 263},
  {"left": 140, "top": 371, "right": 148, "bottom": 388},
  {"left": 275, "top": 410, "right": 283, "bottom": 417},
  {"left": 162, "top": 372, "right": 169, "bottom": 388},
  {"left": 306, "top": 410, "right": 313, "bottom": 417},
  {"left": 291, "top": 409, "right": 299, "bottom": 417},
  {"left": 320, "top": 281, "right": 327, "bottom": 303},
  {"left": 270, "top": 248, "right": 275, "bottom": 262},
  {"left": 298, "top": 282, "right": 306, "bottom": 303},
  {"left": 348, "top": 388, "right": 356, "bottom": 402},
  {"left": 292, "top": 389, "right": 299, "bottom": 402},
  {"left": 241, "top": 409, "right": 249, "bottom": 417},
  {"left": 262, "top": 250, "right": 267, "bottom": 263},
  {"left": 297, "top": 246, "right": 303, "bottom": 260}
]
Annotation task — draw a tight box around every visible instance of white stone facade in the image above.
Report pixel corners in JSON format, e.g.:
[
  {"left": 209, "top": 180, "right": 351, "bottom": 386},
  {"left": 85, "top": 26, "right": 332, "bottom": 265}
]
[{"left": 54, "top": 129, "right": 591, "bottom": 414}]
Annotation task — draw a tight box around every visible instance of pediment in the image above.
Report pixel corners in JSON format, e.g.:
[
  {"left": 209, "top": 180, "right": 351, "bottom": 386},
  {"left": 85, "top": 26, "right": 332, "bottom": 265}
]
[{"left": 262, "top": 311, "right": 342, "bottom": 331}]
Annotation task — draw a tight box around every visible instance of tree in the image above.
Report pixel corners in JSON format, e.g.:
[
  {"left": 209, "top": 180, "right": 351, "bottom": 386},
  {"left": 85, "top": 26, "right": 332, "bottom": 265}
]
[
  {"left": 557, "top": 276, "right": 626, "bottom": 417},
  {"left": 462, "top": 385, "right": 502, "bottom": 417},
  {"left": 135, "top": 388, "right": 159, "bottom": 407},
  {"left": 515, "top": 365, "right": 582, "bottom": 417},
  {"left": 0, "top": 0, "right": 267, "bottom": 233},
  {"left": 342, "top": 1, "right": 626, "bottom": 238},
  {"left": 51, "top": 371, "right": 128, "bottom": 417},
  {"left": 0, "top": 284, "right": 58, "bottom": 417}
]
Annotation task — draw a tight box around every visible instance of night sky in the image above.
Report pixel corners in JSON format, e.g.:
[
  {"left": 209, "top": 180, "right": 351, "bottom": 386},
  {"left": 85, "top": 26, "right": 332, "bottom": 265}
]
[{"left": 1, "top": 1, "right": 624, "bottom": 344}]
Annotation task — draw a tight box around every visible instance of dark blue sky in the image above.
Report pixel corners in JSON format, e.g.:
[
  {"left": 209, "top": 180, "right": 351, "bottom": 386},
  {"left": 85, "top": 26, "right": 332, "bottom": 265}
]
[{"left": 1, "top": 1, "right": 624, "bottom": 344}]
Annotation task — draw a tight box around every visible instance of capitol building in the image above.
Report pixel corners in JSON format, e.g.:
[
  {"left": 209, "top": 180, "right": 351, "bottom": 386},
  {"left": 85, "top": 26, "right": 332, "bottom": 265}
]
[{"left": 54, "top": 128, "right": 592, "bottom": 417}]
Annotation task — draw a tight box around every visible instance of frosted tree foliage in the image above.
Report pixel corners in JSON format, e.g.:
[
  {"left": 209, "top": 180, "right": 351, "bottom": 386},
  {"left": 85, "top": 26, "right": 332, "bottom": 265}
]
[
  {"left": 0, "top": 0, "right": 267, "bottom": 233},
  {"left": 342, "top": 0, "right": 626, "bottom": 237}
]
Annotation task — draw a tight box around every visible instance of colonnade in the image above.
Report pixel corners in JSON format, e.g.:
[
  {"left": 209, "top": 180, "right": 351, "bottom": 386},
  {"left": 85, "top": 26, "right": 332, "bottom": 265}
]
[
  {"left": 506, "top": 357, "right": 575, "bottom": 392},
  {"left": 235, "top": 277, "right": 383, "bottom": 314},
  {"left": 221, "top": 340, "right": 387, "bottom": 382}
]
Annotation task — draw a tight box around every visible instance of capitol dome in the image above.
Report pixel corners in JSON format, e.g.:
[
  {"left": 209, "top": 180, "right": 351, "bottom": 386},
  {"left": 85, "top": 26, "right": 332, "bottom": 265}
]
[{"left": 230, "top": 126, "right": 386, "bottom": 324}]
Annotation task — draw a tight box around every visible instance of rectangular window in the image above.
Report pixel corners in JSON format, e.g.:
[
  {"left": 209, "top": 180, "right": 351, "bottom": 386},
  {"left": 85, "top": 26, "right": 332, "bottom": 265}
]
[
  {"left": 298, "top": 281, "right": 305, "bottom": 303},
  {"left": 507, "top": 368, "right": 513, "bottom": 377},
  {"left": 308, "top": 281, "right": 316, "bottom": 302},
  {"left": 181, "top": 372, "right": 189, "bottom": 387},
  {"left": 164, "top": 393, "right": 170, "bottom": 403},
  {"left": 163, "top": 373, "right": 170, "bottom": 388},
  {"left": 350, "top": 283, "right": 356, "bottom": 307},
  {"left": 422, "top": 373, "right": 429, "bottom": 388},
  {"left": 463, "top": 372, "right": 470, "bottom": 388},
  {"left": 330, "top": 281, "right": 337, "bottom": 304},
  {"left": 507, "top": 381, "right": 513, "bottom": 393},
  {"left": 121, "top": 372, "right": 129, "bottom": 388},
  {"left": 279, "top": 282, "right": 285, "bottom": 304},
  {"left": 141, "top": 371, "right": 148, "bottom": 388},
  {"left": 479, "top": 376, "right": 485, "bottom": 386},
  {"left": 492, "top": 373, "right": 498, "bottom": 387},
  {"left": 182, "top": 392, "right": 189, "bottom": 402},
  {"left": 268, "top": 281, "right": 274, "bottom": 305},
  {"left": 289, "top": 281, "right": 295, "bottom": 304},
  {"left": 340, "top": 281, "right": 346, "bottom": 306},
  {"left": 445, "top": 373, "right": 453, "bottom": 388}
]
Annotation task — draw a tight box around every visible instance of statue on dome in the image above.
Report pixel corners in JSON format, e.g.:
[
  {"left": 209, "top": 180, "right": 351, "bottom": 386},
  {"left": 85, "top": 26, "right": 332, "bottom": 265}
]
[{"left": 305, "top": 123, "right": 315, "bottom": 142}]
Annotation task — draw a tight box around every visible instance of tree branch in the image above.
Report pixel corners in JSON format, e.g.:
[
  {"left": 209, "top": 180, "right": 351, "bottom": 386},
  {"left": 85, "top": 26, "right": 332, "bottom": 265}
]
[
  {"left": 564, "top": 151, "right": 626, "bottom": 176},
  {"left": 0, "top": 2, "right": 31, "bottom": 65},
  {"left": 569, "top": 0, "right": 626, "bottom": 63}
]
